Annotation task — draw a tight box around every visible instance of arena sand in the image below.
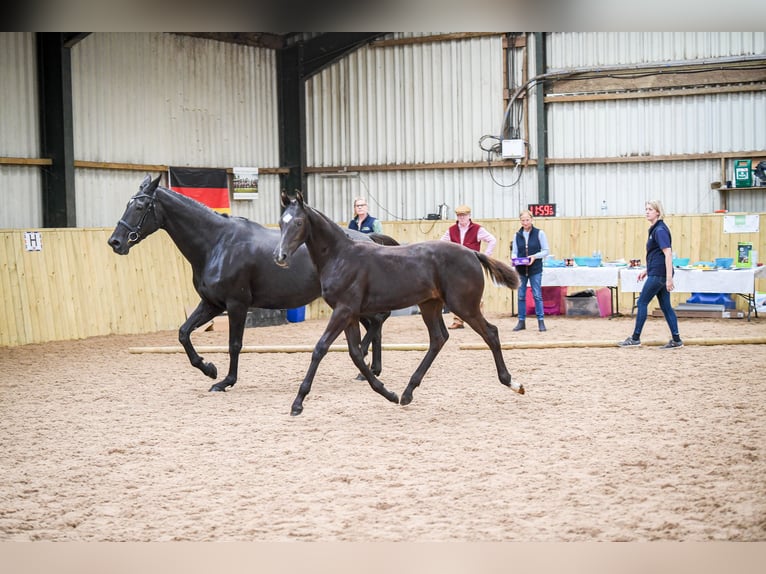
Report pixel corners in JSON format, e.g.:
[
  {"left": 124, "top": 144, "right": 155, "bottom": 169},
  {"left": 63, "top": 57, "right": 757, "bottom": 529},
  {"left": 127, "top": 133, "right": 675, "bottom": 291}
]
[{"left": 1, "top": 312, "right": 765, "bottom": 542}]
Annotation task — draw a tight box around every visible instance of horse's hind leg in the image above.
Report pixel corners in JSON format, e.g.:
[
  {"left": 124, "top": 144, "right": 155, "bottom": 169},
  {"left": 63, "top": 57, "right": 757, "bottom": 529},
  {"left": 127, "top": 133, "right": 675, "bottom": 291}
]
[
  {"left": 357, "top": 312, "right": 388, "bottom": 379},
  {"left": 462, "top": 315, "right": 525, "bottom": 395},
  {"left": 400, "top": 300, "right": 449, "bottom": 406},
  {"left": 179, "top": 300, "right": 222, "bottom": 380},
  {"left": 344, "top": 322, "right": 399, "bottom": 406},
  {"left": 209, "top": 303, "right": 248, "bottom": 392},
  {"left": 368, "top": 311, "right": 389, "bottom": 376}
]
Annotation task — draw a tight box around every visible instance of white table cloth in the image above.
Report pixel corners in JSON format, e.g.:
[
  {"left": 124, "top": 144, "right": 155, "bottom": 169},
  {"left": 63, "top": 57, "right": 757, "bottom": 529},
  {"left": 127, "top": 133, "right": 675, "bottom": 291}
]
[
  {"left": 619, "top": 265, "right": 766, "bottom": 319},
  {"left": 619, "top": 266, "right": 766, "bottom": 293},
  {"left": 541, "top": 266, "right": 620, "bottom": 287}
]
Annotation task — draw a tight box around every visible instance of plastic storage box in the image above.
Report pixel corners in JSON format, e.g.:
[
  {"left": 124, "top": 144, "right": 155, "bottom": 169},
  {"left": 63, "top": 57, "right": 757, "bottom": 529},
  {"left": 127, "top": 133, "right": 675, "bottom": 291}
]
[{"left": 565, "top": 294, "right": 600, "bottom": 317}]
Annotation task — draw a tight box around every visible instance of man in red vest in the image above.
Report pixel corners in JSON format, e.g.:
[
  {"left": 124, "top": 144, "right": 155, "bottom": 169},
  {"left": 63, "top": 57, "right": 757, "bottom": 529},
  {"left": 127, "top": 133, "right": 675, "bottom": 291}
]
[{"left": 439, "top": 204, "right": 497, "bottom": 329}]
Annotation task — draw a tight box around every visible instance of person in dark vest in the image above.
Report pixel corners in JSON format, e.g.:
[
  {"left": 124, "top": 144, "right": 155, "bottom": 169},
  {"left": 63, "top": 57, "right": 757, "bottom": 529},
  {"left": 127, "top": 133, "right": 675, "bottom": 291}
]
[
  {"left": 618, "top": 199, "right": 683, "bottom": 349},
  {"left": 348, "top": 197, "right": 383, "bottom": 234},
  {"left": 440, "top": 204, "right": 497, "bottom": 329},
  {"left": 512, "top": 209, "right": 550, "bottom": 332}
]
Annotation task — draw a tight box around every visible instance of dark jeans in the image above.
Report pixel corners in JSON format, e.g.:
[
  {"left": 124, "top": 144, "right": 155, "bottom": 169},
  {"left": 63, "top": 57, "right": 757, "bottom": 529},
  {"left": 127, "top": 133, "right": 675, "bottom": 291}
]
[
  {"left": 517, "top": 272, "right": 544, "bottom": 321},
  {"left": 633, "top": 274, "right": 680, "bottom": 338}
]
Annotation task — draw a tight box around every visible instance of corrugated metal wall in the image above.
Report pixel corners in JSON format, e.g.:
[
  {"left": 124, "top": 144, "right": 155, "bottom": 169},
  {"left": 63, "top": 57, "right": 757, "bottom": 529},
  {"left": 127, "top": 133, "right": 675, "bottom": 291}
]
[
  {"left": 0, "top": 33, "right": 43, "bottom": 229},
  {"left": 70, "top": 32, "right": 283, "bottom": 227},
  {"left": 305, "top": 32, "right": 766, "bottom": 223},
  {"left": 305, "top": 34, "right": 537, "bottom": 222},
  {"left": 544, "top": 32, "right": 766, "bottom": 218},
  {"left": 2, "top": 32, "right": 764, "bottom": 231},
  {"left": 0, "top": 32, "right": 283, "bottom": 230},
  {"left": 548, "top": 32, "right": 766, "bottom": 66}
]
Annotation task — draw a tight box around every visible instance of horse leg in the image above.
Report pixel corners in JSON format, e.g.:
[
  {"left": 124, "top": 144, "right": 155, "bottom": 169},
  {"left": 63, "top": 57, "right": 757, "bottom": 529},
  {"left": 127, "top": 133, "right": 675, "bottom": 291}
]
[
  {"left": 368, "top": 311, "right": 389, "bottom": 376},
  {"left": 291, "top": 310, "right": 352, "bottom": 416},
  {"left": 179, "top": 300, "right": 222, "bottom": 380},
  {"left": 356, "top": 312, "right": 388, "bottom": 379},
  {"left": 355, "top": 316, "right": 374, "bottom": 381},
  {"left": 461, "top": 314, "right": 525, "bottom": 395},
  {"left": 343, "top": 322, "right": 399, "bottom": 405},
  {"left": 209, "top": 303, "right": 248, "bottom": 392},
  {"left": 400, "top": 300, "right": 449, "bottom": 406}
]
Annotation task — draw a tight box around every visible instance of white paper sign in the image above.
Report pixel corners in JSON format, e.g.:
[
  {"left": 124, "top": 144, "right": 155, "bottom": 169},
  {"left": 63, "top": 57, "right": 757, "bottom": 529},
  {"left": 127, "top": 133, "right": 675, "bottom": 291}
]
[
  {"left": 24, "top": 231, "right": 42, "bottom": 251},
  {"left": 723, "top": 214, "right": 759, "bottom": 234}
]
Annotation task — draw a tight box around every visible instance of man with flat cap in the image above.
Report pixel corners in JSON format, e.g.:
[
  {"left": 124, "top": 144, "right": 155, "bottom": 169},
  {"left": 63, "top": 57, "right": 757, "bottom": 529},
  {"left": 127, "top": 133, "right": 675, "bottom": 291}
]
[{"left": 439, "top": 204, "right": 497, "bottom": 329}]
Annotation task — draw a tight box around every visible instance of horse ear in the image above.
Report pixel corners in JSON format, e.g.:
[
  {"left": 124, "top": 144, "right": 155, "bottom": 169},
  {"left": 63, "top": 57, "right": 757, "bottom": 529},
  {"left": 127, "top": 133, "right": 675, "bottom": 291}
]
[
  {"left": 295, "top": 190, "right": 304, "bottom": 205},
  {"left": 280, "top": 190, "right": 289, "bottom": 208},
  {"left": 141, "top": 174, "right": 151, "bottom": 188},
  {"left": 148, "top": 175, "right": 162, "bottom": 193}
]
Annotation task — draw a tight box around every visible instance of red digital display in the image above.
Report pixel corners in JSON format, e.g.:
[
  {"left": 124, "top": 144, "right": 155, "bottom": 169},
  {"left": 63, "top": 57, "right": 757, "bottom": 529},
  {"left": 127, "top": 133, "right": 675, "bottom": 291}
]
[{"left": 528, "top": 203, "right": 556, "bottom": 217}]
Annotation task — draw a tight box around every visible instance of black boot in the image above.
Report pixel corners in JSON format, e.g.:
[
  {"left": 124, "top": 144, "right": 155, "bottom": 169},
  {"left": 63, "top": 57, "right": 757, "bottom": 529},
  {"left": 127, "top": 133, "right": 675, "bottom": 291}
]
[
  {"left": 513, "top": 320, "right": 526, "bottom": 331},
  {"left": 538, "top": 319, "right": 547, "bottom": 332}
]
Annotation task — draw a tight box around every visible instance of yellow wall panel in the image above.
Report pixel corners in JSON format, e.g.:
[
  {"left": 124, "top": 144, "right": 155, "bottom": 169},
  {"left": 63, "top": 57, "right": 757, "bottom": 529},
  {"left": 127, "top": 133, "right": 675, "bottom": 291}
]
[{"left": 2, "top": 215, "right": 764, "bottom": 346}]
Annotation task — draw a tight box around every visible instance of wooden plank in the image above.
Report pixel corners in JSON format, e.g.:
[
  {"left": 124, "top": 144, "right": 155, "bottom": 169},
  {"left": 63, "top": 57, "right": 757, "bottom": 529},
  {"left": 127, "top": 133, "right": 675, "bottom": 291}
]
[
  {"left": 550, "top": 70, "right": 766, "bottom": 96},
  {"left": 0, "top": 232, "right": 22, "bottom": 346},
  {"left": 546, "top": 82, "right": 766, "bottom": 103},
  {"left": 369, "top": 33, "right": 501, "bottom": 49},
  {"left": 0, "top": 157, "right": 53, "bottom": 166}
]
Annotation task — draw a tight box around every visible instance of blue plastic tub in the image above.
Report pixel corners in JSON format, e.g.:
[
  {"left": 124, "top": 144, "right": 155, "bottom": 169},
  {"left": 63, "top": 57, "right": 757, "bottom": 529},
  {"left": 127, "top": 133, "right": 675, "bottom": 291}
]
[
  {"left": 686, "top": 293, "right": 735, "bottom": 309},
  {"left": 286, "top": 306, "right": 306, "bottom": 323}
]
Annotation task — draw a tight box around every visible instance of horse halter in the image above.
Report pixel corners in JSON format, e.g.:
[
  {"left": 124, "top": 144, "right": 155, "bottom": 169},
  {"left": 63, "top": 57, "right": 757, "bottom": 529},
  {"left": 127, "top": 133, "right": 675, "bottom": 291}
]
[{"left": 117, "top": 192, "right": 157, "bottom": 243}]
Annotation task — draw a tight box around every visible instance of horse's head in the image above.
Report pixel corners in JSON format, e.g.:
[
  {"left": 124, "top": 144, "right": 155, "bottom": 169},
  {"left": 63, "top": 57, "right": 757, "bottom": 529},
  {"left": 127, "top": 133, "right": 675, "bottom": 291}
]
[
  {"left": 107, "top": 174, "right": 162, "bottom": 255},
  {"left": 273, "top": 190, "right": 308, "bottom": 268}
]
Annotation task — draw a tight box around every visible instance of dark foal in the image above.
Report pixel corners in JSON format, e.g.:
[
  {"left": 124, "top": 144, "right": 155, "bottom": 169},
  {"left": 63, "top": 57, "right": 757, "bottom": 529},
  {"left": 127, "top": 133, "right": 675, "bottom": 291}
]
[
  {"left": 274, "top": 191, "right": 525, "bottom": 416},
  {"left": 108, "top": 175, "right": 396, "bottom": 392}
]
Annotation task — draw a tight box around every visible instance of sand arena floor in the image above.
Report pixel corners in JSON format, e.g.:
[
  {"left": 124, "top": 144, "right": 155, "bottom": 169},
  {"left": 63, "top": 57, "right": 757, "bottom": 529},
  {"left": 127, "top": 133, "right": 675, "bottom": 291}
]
[{"left": 1, "top": 312, "right": 765, "bottom": 541}]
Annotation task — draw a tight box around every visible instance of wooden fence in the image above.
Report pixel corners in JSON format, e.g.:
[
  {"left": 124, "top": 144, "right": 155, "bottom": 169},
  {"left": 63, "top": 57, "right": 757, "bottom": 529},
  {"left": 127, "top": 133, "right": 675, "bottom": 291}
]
[{"left": 2, "top": 213, "right": 764, "bottom": 347}]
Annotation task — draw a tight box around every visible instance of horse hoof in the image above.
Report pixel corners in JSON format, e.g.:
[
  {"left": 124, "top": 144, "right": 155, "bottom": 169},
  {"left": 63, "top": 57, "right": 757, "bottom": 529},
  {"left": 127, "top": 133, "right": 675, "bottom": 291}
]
[
  {"left": 389, "top": 393, "right": 400, "bottom": 404},
  {"left": 354, "top": 373, "right": 365, "bottom": 381},
  {"left": 208, "top": 384, "right": 226, "bottom": 392},
  {"left": 400, "top": 394, "right": 412, "bottom": 406},
  {"left": 290, "top": 407, "right": 303, "bottom": 416},
  {"left": 205, "top": 364, "right": 218, "bottom": 379},
  {"left": 513, "top": 382, "right": 525, "bottom": 395}
]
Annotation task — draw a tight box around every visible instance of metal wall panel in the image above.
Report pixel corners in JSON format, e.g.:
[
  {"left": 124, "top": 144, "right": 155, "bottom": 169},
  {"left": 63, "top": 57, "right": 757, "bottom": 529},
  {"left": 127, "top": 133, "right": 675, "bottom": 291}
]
[
  {"left": 548, "top": 32, "right": 766, "bottom": 68},
  {"left": 70, "top": 32, "right": 281, "bottom": 227},
  {"left": 309, "top": 165, "right": 537, "bottom": 227},
  {"left": 543, "top": 32, "right": 766, "bottom": 217},
  {"left": 4, "top": 32, "right": 764, "bottom": 231},
  {"left": 305, "top": 34, "right": 518, "bottom": 222},
  {"left": 0, "top": 32, "right": 43, "bottom": 229}
]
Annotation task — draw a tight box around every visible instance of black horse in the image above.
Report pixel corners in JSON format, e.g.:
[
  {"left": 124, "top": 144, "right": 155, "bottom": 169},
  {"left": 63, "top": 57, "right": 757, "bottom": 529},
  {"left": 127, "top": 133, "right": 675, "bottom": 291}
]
[
  {"left": 274, "top": 191, "right": 525, "bottom": 416},
  {"left": 108, "top": 175, "right": 396, "bottom": 392}
]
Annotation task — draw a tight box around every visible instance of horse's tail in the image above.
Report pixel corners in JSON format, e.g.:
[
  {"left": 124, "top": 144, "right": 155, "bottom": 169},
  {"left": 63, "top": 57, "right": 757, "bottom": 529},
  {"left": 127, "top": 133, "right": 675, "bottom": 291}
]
[
  {"left": 369, "top": 232, "right": 400, "bottom": 246},
  {"left": 475, "top": 252, "right": 520, "bottom": 290}
]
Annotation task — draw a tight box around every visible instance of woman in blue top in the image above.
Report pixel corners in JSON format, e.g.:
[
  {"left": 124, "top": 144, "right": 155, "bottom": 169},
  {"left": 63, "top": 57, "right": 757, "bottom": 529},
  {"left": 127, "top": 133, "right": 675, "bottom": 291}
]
[
  {"left": 619, "top": 200, "right": 683, "bottom": 349},
  {"left": 348, "top": 197, "right": 383, "bottom": 234}
]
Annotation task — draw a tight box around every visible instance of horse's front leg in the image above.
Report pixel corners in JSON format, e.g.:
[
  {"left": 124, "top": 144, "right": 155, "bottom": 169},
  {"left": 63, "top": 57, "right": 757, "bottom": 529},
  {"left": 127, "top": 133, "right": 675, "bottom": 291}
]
[
  {"left": 209, "top": 303, "right": 248, "bottom": 392},
  {"left": 291, "top": 310, "right": 350, "bottom": 416},
  {"left": 179, "top": 300, "right": 222, "bottom": 380},
  {"left": 344, "top": 321, "right": 399, "bottom": 406}
]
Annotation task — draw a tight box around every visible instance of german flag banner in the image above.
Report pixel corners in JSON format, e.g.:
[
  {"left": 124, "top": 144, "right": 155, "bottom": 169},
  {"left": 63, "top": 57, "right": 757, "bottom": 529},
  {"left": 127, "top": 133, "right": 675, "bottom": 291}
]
[{"left": 168, "top": 166, "right": 230, "bottom": 214}]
